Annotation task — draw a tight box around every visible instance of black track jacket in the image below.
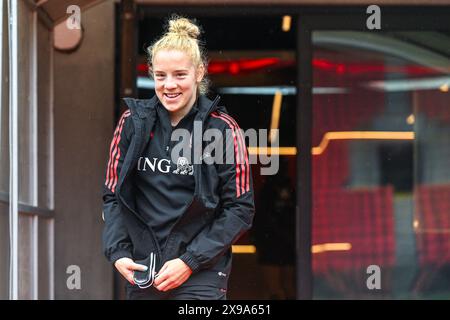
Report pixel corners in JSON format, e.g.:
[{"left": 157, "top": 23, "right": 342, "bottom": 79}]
[{"left": 102, "top": 94, "right": 255, "bottom": 288}]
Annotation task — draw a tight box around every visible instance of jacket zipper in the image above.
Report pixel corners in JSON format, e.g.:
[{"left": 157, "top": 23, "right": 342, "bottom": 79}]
[
  {"left": 165, "top": 126, "right": 172, "bottom": 156},
  {"left": 160, "top": 95, "right": 221, "bottom": 255},
  {"left": 119, "top": 181, "right": 162, "bottom": 263},
  {"left": 119, "top": 120, "right": 162, "bottom": 264}
]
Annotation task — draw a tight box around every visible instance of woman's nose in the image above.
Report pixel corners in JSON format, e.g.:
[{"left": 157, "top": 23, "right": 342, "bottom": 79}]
[{"left": 164, "top": 78, "right": 177, "bottom": 89}]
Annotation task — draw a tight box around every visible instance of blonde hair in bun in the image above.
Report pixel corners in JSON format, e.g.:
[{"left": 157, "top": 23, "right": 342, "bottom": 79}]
[
  {"left": 168, "top": 17, "right": 200, "bottom": 39},
  {"left": 147, "top": 15, "right": 210, "bottom": 95}
]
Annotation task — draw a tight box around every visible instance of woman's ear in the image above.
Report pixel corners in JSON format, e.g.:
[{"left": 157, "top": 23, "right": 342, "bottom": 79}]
[
  {"left": 148, "top": 65, "right": 153, "bottom": 78},
  {"left": 196, "top": 64, "right": 205, "bottom": 83}
]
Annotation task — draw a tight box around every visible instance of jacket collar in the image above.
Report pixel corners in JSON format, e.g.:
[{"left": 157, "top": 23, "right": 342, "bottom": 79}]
[
  {"left": 195, "top": 94, "right": 221, "bottom": 121},
  {"left": 122, "top": 94, "right": 221, "bottom": 121},
  {"left": 122, "top": 95, "right": 158, "bottom": 119}
]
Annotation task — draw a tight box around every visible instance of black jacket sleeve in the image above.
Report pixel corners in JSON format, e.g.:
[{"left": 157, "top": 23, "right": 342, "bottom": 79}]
[
  {"left": 102, "top": 110, "right": 134, "bottom": 264},
  {"left": 179, "top": 113, "right": 255, "bottom": 272}
]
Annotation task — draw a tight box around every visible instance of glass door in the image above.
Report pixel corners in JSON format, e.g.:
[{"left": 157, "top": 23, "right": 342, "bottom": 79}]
[{"left": 310, "top": 30, "right": 450, "bottom": 299}]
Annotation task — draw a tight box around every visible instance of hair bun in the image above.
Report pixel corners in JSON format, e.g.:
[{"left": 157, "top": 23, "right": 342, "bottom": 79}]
[{"left": 168, "top": 17, "right": 200, "bottom": 39}]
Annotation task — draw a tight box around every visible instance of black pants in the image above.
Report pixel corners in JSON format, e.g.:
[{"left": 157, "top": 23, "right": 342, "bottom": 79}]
[{"left": 126, "top": 284, "right": 227, "bottom": 300}]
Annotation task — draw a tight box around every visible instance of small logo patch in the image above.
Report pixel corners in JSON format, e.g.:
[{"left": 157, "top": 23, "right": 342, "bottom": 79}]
[{"left": 173, "top": 157, "right": 193, "bottom": 175}]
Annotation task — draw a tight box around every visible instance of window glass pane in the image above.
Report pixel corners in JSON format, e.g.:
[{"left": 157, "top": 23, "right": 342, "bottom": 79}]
[
  {"left": 0, "top": 0, "right": 9, "bottom": 195},
  {"left": 0, "top": 0, "right": 10, "bottom": 301},
  {"left": 37, "top": 19, "right": 52, "bottom": 209},
  {"left": 18, "top": 214, "right": 33, "bottom": 299},
  {"left": 0, "top": 202, "right": 9, "bottom": 299},
  {"left": 312, "top": 31, "right": 450, "bottom": 299},
  {"left": 17, "top": 0, "right": 34, "bottom": 205},
  {"left": 38, "top": 218, "right": 51, "bottom": 299},
  {"left": 413, "top": 88, "right": 450, "bottom": 298}
]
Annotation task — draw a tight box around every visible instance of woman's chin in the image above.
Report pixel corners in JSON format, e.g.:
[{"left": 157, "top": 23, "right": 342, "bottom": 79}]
[{"left": 162, "top": 104, "right": 182, "bottom": 113}]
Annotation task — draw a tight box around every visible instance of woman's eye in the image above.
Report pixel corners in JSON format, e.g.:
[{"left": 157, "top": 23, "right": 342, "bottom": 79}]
[{"left": 177, "top": 74, "right": 186, "bottom": 78}]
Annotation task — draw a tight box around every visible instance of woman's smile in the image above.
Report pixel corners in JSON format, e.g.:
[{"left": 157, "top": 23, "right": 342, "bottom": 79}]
[{"left": 164, "top": 92, "right": 182, "bottom": 101}]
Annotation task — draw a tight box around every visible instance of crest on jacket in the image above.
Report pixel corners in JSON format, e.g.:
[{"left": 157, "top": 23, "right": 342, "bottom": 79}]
[{"left": 173, "top": 157, "right": 194, "bottom": 175}]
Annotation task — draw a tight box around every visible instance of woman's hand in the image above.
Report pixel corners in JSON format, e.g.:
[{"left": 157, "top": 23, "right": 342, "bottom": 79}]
[
  {"left": 114, "top": 257, "right": 148, "bottom": 285},
  {"left": 154, "top": 258, "right": 192, "bottom": 292}
]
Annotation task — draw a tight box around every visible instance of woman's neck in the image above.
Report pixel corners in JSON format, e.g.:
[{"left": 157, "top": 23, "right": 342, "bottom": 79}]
[{"left": 170, "top": 106, "right": 191, "bottom": 127}]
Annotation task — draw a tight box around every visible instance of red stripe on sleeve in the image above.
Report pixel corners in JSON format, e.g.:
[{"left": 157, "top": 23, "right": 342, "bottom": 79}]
[
  {"left": 105, "top": 110, "right": 130, "bottom": 191},
  {"left": 211, "top": 112, "right": 247, "bottom": 197},
  {"left": 218, "top": 112, "right": 250, "bottom": 193},
  {"left": 106, "top": 120, "right": 124, "bottom": 186}
]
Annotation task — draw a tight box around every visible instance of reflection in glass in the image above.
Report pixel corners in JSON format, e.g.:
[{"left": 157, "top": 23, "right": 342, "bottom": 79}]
[{"left": 312, "top": 31, "right": 450, "bottom": 299}]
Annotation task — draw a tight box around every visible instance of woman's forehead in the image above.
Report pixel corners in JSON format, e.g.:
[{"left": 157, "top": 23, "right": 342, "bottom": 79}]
[{"left": 153, "top": 49, "right": 194, "bottom": 70}]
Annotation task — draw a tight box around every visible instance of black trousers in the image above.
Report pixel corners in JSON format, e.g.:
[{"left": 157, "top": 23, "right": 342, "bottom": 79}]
[{"left": 125, "top": 283, "right": 227, "bottom": 300}]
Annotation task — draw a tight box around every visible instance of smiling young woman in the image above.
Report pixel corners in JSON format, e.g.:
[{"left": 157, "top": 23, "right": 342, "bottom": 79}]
[
  {"left": 102, "top": 15, "right": 255, "bottom": 300},
  {"left": 148, "top": 18, "right": 207, "bottom": 126},
  {"left": 151, "top": 49, "right": 204, "bottom": 126}
]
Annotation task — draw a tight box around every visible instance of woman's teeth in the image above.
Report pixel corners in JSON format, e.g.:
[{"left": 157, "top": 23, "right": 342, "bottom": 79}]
[{"left": 165, "top": 93, "right": 181, "bottom": 99}]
